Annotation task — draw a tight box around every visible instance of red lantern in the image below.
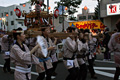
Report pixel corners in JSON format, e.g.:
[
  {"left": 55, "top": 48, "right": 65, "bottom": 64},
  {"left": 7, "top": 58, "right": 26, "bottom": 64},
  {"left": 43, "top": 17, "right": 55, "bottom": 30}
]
[
  {"left": 84, "top": 6, "right": 87, "bottom": 10},
  {"left": 15, "top": 8, "right": 21, "bottom": 18},
  {"left": 0, "top": 18, "right": 1, "bottom": 20},
  {"left": 48, "top": 7, "right": 51, "bottom": 10},
  {"left": 54, "top": 9, "right": 59, "bottom": 18},
  {"left": 65, "top": 7, "right": 68, "bottom": 10},
  {"left": 23, "top": 4, "right": 26, "bottom": 7},
  {"left": 6, "top": 14, "right": 9, "bottom": 17}
]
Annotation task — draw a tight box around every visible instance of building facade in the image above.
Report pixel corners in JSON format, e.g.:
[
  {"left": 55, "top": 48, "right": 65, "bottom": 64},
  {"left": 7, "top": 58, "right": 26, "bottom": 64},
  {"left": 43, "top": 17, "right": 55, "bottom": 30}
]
[
  {"left": 0, "top": 2, "right": 32, "bottom": 31},
  {"left": 53, "top": 15, "right": 69, "bottom": 32},
  {"left": 100, "top": 0, "right": 120, "bottom": 31},
  {"left": 77, "top": 8, "right": 94, "bottom": 21}
]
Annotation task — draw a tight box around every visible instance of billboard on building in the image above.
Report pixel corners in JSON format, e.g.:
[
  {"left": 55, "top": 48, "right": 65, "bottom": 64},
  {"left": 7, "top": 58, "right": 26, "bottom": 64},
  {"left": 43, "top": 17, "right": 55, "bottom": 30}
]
[
  {"left": 107, "top": 3, "right": 120, "bottom": 16},
  {"left": 69, "top": 20, "right": 106, "bottom": 30}
]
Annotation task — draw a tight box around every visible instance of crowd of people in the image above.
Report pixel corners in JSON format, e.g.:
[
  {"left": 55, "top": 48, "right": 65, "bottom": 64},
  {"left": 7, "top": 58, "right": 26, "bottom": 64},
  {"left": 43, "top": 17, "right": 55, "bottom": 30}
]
[{"left": 0, "top": 19, "right": 120, "bottom": 80}]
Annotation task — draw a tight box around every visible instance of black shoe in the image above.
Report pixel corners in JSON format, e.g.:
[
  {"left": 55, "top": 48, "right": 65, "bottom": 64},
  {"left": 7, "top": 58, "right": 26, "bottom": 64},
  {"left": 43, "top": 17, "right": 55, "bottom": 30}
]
[
  {"left": 91, "top": 76, "right": 97, "bottom": 79},
  {"left": 8, "top": 70, "right": 14, "bottom": 74},
  {"left": 3, "top": 68, "right": 7, "bottom": 73}
]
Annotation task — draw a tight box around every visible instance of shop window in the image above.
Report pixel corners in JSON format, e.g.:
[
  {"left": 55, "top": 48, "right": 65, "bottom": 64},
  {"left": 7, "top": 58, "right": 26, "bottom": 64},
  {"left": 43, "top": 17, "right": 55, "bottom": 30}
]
[
  {"left": 18, "top": 22, "right": 23, "bottom": 26},
  {"left": 4, "top": 12, "right": 6, "bottom": 16},
  {"left": 79, "top": 16, "right": 83, "bottom": 20},
  {"left": 10, "top": 11, "right": 13, "bottom": 16},
  {"left": 1, "top": 23, "right": 2, "bottom": 26},
  {"left": 88, "top": 15, "right": 92, "bottom": 19},
  {"left": 1, "top": 13, "right": 3, "bottom": 17},
  {"left": 4, "top": 12, "right": 8, "bottom": 16},
  {"left": 83, "top": 16, "right": 86, "bottom": 19},
  {"left": 6, "top": 22, "right": 8, "bottom": 26},
  {"left": 11, "top": 21, "right": 14, "bottom": 25}
]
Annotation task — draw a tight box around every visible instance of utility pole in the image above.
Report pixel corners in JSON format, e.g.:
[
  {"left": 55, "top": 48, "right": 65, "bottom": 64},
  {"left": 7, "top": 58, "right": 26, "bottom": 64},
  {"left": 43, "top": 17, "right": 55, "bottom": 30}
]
[
  {"left": 47, "top": 0, "right": 49, "bottom": 14},
  {"left": 53, "top": 10, "right": 54, "bottom": 27},
  {"left": 62, "top": 0, "right": 64, "bottom": 32}
]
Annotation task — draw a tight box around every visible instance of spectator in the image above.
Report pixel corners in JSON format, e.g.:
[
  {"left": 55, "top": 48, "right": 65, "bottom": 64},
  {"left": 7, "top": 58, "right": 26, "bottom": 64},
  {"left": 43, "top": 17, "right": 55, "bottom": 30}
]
[
  {"left": 103, "top": 27, "right": 111, "bottom": 60},
  {"left": 108, "top": 19, "right": 120, "bottom": 80}
]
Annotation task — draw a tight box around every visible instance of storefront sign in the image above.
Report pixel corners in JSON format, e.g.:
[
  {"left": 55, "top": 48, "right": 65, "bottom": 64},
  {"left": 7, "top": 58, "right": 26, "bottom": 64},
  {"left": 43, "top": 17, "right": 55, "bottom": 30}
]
[
  {"left": 69, "top": 20, "right": 106, "bottom": 30},
  {"left": 107, "top": 3, "right": 120, "bottom": 16}
]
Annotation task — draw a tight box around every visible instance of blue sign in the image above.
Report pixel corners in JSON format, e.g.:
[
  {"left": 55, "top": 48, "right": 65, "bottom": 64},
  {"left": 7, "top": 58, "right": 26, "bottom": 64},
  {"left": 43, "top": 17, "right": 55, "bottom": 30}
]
[
  {"left": 71, "top": 23, "right": 75, "bottom": 27},
  {"left": 58, "top": 5, "right": 65, "bottom": 15}
]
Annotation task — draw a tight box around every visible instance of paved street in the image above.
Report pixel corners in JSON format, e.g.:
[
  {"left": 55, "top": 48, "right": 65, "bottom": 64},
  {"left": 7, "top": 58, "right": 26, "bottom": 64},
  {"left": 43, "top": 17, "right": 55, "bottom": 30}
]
[{"left": 0, "top": 52, "right": 118, "bottom": 80}]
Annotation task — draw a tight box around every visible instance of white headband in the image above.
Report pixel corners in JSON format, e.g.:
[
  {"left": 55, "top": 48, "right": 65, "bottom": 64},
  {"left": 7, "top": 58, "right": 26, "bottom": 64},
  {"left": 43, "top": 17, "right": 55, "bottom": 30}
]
[{"left": 13, "top": 31, "right": 24, "bottom": 33}]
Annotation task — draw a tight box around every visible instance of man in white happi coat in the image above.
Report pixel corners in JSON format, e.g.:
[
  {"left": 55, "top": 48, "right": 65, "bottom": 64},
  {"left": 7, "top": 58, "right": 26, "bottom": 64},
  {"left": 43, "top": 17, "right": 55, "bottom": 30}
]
[
  {"left": 77, "top": 33, "right": 89, "bottom": 80},
  {"left": 63, "top": 27, "right": 79, "bottom": 80}
]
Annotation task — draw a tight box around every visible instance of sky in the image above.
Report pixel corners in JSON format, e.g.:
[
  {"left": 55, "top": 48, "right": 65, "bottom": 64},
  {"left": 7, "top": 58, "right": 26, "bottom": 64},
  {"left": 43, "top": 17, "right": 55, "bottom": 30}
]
[{"left": 0, "top": 0, "right": 98, "bottom": 16}]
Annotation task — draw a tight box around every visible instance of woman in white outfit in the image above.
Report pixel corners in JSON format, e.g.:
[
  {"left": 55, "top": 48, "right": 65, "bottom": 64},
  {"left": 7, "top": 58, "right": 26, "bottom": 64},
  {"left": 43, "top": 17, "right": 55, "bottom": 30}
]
[{"left": 10, "top": 28, "right": 43, "bottom": 80}]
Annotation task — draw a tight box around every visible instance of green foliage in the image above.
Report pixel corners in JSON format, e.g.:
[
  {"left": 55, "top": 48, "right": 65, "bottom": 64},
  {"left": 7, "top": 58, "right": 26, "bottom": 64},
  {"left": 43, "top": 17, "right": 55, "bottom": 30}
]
[
  {"left": 31, "top": 0, "right": 37, "bottom": 5},
  {"left": 30, "top": 0, "right": 46, "bottom": 9},
  {"left": 69, "top": 16, "right": 77, "bottom": 21},
  {"left": 92, "top": 4, "right": 103, "bottom": 22},
  {"left": 93, "top": 5, "right": 99, "bottom": 20},
  {"left": 55, "top": 0, "right": 82, "bottom": 15}
]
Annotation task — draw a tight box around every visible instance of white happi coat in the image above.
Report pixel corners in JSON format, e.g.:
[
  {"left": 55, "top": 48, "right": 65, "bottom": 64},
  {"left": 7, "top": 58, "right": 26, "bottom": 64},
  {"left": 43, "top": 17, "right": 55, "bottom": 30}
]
[
  {"left": 1, "top": 35, "right": 10, "bottom": 59},
  {"left": 10, "top": 43, "right": 39, "bottom": 80},
  {"left": 88, "top": 37, "right": 97, "bottom": 59},
  {"left": 108, "top": 32, "right": 120, "bottom": 67},
  {"left": 77, "top": 39, "right": 89, "bottom": 65},
  {"left": 63, "top": 37, "right": 79, "bottom": 69},
  {"left": 35, "top": 36, "right": 53, "bottom": 73},
  {"left": 50, "top": 40, "right": 58, "bottom": 63},
  {"left": 1, "top": 35, "right": 9, "bottom": 51}
]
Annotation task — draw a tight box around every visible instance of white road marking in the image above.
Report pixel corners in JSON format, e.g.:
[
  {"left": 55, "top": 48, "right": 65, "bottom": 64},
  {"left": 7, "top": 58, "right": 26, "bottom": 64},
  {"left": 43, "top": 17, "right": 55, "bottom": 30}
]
[
  {"left": 0, "top": 60, "right": 118, "bottom": 79},
  {"left": 95, "top": 70, "right": 114, "bottom": 78},
  {"left": 95, "top": 70, "right": 120, "bottom": 79},
  {"left": 94, "top": 67, "right": 116, "bottom": 70},
  {"left": 95, "top": 60, "right": 115, "bottom": 63},
  {"left": 0, "top": 64, "right": 56, "bottom": 79}
]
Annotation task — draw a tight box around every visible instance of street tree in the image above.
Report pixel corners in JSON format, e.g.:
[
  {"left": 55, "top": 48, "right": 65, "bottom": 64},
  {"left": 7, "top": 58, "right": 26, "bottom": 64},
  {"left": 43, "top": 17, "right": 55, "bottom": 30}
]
[
  {"left": 93, "top": 4, "right": 103, "bottom": 22},
  {"left": 30, "top": 0, "right": 46, "bottom": 9},
  {"left": 55, "top": 0, "right": 82, "bottom": 20},
  {"left": 93, "top": 4, "right": 99, "bottom": 20}
]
